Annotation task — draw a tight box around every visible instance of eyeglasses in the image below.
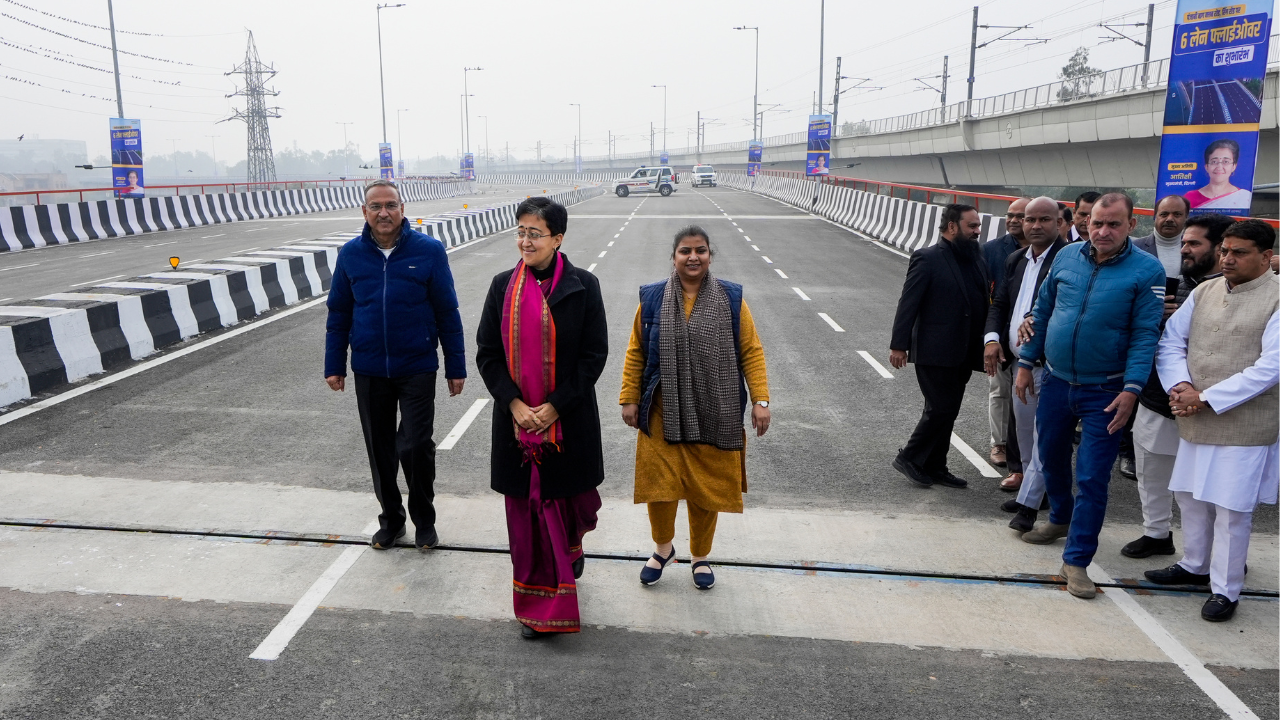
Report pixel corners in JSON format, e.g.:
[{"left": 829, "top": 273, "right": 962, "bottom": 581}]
[
  {"left": 516, "top": 229, "right": 558, "bottom": 240},
  {"left": 366, "top": 202, "right": 402, "bottom": 212},
  {"left": 1207, "top": 158, "right": 1235, "bottom": 167}
]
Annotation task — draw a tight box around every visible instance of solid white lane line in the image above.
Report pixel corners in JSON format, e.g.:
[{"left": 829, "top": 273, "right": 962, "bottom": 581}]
[
  {"left": 761, "top": 256, "right": 772, "bottom": 264},
  {"left": 438, "top": 399, "right": 490, "bottom": 450},
  {"left": 792, "top": 287, "right": 811, "bottom": 301},
  {"left": 752, "top": 245, "right": 760, "bottom": 251},
  {"left": 0, "top": 296, "right": 329, "bottom": 428},
  {"left": 177, "top": 259, "right": 204, "bottom": 266},
  {"left": 587, "top": 263, "right": 597, "bottom": 272},
  {"left": 949, "top": 433, "right": 1002, "bottom": 478},
  {"left": 598, "top": 251, "right": 607, "bottom": 257},
  {"left": 239, "top": 247, "right": 260, "bottom": 253},
  {"left": 202, "top": 234, "right": 226, "bottom": 239},
  {"left": 249, "top": 519, "right": 380, "bottom": 661},
  {"left": 0, "top": 263, "right": 39, "bottom": 273},
  {"left": 143, "top": 241, "right": 178, "bottom": 248},
  {"left": 78, "top": 251, "right": 114, "bottom": 259},
  {"left": 607, "top": 241, "right": 614, "bottom": 247},
  {"left": 818, "top": 313, "right": 844, "bottom": 332},
  {"left": 69, "top": 274, "right": 125, "bottom": 287},
  {"left": 0, "top": 298, "right": 10, "bottom": 302},
  {"left": 856, "top": 350, "right": 894, "bottom": 379},
  {"left": 775, "top": 269, "right": 788, "bottom": 279},
  {"left": 1086, "top": 563, "right": 1259, "bottom": 720}
]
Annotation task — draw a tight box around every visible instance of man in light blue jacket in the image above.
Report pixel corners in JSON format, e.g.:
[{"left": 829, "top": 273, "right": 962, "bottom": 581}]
[{"left": 1013, "top": 192, "right": 1165, "bottom": 599}]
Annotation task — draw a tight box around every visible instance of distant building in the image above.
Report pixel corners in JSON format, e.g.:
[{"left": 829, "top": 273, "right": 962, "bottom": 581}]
[{"left": 0, "top": 138, "right": 89, "bottom": 174}]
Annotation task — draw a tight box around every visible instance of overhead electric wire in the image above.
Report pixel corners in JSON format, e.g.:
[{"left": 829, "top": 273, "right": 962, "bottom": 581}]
[{"left": 1, "top": 12, "right": 220, "bottom": 68}]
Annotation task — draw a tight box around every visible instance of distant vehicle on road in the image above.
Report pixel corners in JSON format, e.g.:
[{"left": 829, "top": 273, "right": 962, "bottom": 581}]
[
  {"left": 690, "top": 165, "right": 717, "bottom": 187},
  {"left": 614, "top": 166, "right": 677, "bottom": 197}
]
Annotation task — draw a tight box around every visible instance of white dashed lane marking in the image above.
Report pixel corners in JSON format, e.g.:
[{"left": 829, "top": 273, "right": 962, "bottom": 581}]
[
  {"left": 818, "top": 313, "right": 844, "bottom": 332},
  {"left": 598, "top": 251, "right": 607, "bottom": 258},
  {"left": 775, "top": 269, "right": 788, "bottom": 279},
  {"left": 761, "top": 256, "right": 772, "bottom": 264},
  {"left": 856, "top": 350, "right": 894, "bottom": 379},
  {"left": 751, "top": 245, "right": 760, "bottom": 251},
  {"left": 438, "top": 399, "right": 490, "bottom": 450},
  {"left": 587, "top": 263, "right": 597, "bottom": 272},
  {"left": 792, "top": 287, "right": 810, "bottom": 301}
]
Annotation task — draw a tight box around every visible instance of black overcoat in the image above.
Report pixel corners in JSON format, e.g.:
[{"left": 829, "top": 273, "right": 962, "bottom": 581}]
[
  {"left": 889, "top": 240, "right": 989, "bottom": 371},
  {"left": 475, "top": 254, "right": 608, "bottom": 499}
]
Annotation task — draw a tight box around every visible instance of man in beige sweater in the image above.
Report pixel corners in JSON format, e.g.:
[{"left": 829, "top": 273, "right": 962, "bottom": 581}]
[{"left": 1147, "top": 219, "right": 1278, "bottom": 622}]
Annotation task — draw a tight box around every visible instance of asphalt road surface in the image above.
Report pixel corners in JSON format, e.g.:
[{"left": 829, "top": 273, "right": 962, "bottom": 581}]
[{"left": 1, "top": 185, "right": 1275, "bottom": 719}]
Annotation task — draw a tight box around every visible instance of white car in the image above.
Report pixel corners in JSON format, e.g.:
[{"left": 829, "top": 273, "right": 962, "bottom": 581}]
[
  {"left": 690, "top": 165, "right": 717, "bottom": 187},
  {"left": 614, "top": 166, "right": 677, "bottom": 197}
]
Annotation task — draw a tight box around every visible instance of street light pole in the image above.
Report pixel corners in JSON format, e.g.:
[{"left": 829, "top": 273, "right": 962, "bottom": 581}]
[
  {"left": 375, "top": 3, "right": 405, "bottom": 144},
  {"left": 478, "top": 115, "right": 489, "bottom": 169},
  {"left": 569, "top": 103, "right": 581, "bottom": 173},
  {"left": 396, "top": 108, "right": 409, "bottom": 174},
  {"left": 106, "top": 0, "right": 124, "bottom": 117},
  {"left": 733, "top": 26, "right": 759, "bottom": 140},
  {"left": 817, "top": 0, "right": 825, "bottom": 115},
  {"left": 205, "top": 135, "right": 220, "bottom": 178},
  {"left": 651, "top": 85, "right": 667, "bottom": 155},
  {"left": 463, "top": 67, "right": 483, "bottom": 154},
  {"left": 335, "top": 122, "right": 353, "bottom": 177}
]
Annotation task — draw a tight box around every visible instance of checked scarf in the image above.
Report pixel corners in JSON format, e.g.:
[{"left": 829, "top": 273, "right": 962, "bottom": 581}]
[{"left": 658, "top": 269, "right": 744, "bottom": 450}]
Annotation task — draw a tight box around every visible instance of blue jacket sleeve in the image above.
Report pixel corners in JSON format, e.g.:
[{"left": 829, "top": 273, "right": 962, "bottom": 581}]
[
  {"left": 1017, "top": 263, "right": 1058, "bottom": 368},
  {"left": 1123, "top": 263, "right": 1168, "bottom": 394},
  {"left": 428, "top": 242, "right": 468, "bottom": 379},
  {"left": 324, "top": 254, "right": 354, "bottom": 378}
]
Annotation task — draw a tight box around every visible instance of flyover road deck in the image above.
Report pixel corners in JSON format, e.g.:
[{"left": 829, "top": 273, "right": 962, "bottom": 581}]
[{"left": 0, "top": 186, "right": 1275, "bottom": 719}]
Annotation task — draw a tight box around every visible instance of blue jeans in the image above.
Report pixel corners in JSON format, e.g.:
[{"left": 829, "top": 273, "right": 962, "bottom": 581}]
[{"left": 1035, "top": 374, "right": 1126, "bottom": 567}]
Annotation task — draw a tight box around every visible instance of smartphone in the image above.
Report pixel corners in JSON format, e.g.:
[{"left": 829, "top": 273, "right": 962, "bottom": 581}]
[{"left": 1165, "top": 278, "right": 1180, "bottom": 299}]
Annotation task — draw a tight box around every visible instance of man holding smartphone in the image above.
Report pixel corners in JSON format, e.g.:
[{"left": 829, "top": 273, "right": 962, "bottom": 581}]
[{"left": 1121, "top": 213, "right": 1233, "bottom": 558}]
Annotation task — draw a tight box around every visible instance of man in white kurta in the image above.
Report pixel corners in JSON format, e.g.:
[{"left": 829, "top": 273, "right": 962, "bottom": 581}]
[{"left": 1149, "top": 220, "right": 1278, "bottom": 622}]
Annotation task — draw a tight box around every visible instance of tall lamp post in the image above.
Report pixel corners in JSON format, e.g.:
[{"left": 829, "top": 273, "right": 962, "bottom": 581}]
[
  {"left": 396, "top": 108, "right": 409, "bottom": 174},
  {"left": 478, "top": 115, "right": 489, "bottom": 169},
  {"left": 732, "top": 26, "right": 759, "bottom": 140},
  {"left": 651, "top": 85, "right": 667, "bottom": 156},
  {"left": 375, "top": 3, "right": 405, "bottom": 143},
  {"left": 205, "top": 134, "right": 220, "bottom": 178},
  {"left": 463, "top": 67, "right": 483, "bottom": 154},
  {"left": 335, "top": 122, "right": 353, "bottom": 178},
  {"left": 569, "top": 103, "right": 581, "bottom": 173}
]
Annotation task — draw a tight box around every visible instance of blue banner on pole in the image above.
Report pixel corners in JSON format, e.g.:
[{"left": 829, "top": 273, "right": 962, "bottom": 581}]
[
  {"left": 806, "top": 115, "right": 831, "bottom": 176},
  {"left": 462, "top": 152, "right": 475, "bottom": 180},
  {"left": 660, "top": 151, "right": 669, "bottom": 165},
  {"left": 747, "top": 140, "right": 763, "bottom": 176},
  {"left": 110, "top": 118, "right": 143, "bottom": 198},
  {"left": 379, "top": 143, "right": 394, "bottom": 180},
  {"left": 1155, "top": 1, "right": 1271, "bottom": 216}
]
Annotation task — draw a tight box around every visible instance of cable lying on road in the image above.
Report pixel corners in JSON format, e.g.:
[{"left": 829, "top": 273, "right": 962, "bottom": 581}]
[{"left": 5, "top": 519, "right": 1275, "bottom": 599}]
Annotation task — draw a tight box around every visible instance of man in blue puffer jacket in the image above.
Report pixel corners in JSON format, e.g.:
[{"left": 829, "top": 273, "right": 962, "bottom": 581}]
[
  {"left": 325, "top": 179, "right": 467, "bottom": 552},
  {"left": 1013, "top": 192, "right": 1165, "bottom": 599}
]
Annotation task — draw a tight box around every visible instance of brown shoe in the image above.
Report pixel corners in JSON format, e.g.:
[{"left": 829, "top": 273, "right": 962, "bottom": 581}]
[
  {"left": 1021, "top": 522, "right": 1069, "bottom": 544},
  {"left": 999, "top": 473, "right": 1023, "bottom": 492},
  {"left": 990, "top": 445, "right": 1007, "bottom": 467},
  {"left": 1061, "top": 563, "right": 1096, "bottom": 599}
]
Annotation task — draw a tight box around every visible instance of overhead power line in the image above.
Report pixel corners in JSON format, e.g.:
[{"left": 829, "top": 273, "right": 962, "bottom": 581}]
[
  {"left": 0, "top": 37, "right": 185, "bottom": 86},
  {"left": 2, "top": 0, "right": 161, "bottom": 36},
  {"left": 1, "top": 12, "right": 216, "bottom": 67}
]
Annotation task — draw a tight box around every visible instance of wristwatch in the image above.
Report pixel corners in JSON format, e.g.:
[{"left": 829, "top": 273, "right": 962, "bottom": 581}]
[{"left": 756, "top": 401, "right": 769, "bottom": 408}]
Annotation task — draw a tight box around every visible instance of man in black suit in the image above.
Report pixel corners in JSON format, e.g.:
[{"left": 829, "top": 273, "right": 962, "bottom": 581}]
[
  {"left": 982, "top": 197, "right": 1067, "bottom": 531},
  {"left": 890, "top": 204, "right": 989, "bottom": 489}
]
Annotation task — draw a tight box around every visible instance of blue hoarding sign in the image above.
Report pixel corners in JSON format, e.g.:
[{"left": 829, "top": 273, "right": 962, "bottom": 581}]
[
  {"left": 110, "top": 118, "right": 143, "bottom": 198},
  {"left": 462, "top": 152, "right": 475, "bottom": 180},
  {"left": 660, "top": 151, "right": 669, "bottom": 165},
  {"left": 747, "top": 140, "right": 762, "bottom": 176},
  {"left": 806, "top": 115, "right": 831, "bottom": 176},
  {"left": 1156, "top": 2, "right": 1271, "bottom": 216},
  {"left": 379, "top": 143, "right": 394, "bottom": 180}
]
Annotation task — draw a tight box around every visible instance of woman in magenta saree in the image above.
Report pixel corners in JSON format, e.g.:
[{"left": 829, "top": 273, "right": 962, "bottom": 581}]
[{"left": 476, "top": 196, "right": 608, "bottom": 639}]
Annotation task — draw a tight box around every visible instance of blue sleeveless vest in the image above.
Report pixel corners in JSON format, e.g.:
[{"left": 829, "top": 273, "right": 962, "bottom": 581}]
[{"left": 636, "top": 278, "right": 748, "bottom": 436}]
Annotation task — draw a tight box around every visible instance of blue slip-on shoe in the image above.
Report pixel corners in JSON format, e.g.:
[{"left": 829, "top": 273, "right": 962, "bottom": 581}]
[
  {"left": 691, "top": 560, "right": 715, "bottom": 590},
  {"left": 639, "top": 546, "right": 678, "bottom": 586}
]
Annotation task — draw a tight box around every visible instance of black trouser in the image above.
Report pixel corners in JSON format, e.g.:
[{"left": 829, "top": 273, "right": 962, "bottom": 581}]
[
  {"left": 901, "top": 364, "right": 973, "bottom": 475},
  {"left": 1005, "top": 402, "right": 1023, "bottom": 474},
  {"left": 354, "top": 372, "right": 437, "bottom": 533}
]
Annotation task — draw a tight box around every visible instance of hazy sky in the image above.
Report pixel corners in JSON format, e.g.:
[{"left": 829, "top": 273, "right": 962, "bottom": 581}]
[{"left": 3, "top": 0, "right": 1181, "bottom": 165}]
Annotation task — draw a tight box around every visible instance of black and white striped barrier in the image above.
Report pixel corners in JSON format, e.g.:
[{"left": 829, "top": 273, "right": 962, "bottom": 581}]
[
  {"left": 0, "top": 183, "right": 604, "bottom": 408},
  {"left": 721, "top": 172, "right": 1007, "bottom": 251},
  {"left": 0, "top": 181, "right": 471, "bottom": 253},
  {"left": 476, "top": 173, "right": 627, "bottom": 185}
]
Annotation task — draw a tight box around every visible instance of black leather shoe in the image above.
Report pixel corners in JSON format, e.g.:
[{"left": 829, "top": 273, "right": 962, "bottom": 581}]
[
  {"left": 370, "top": 525, "right": 406, "bottom": 550},
  {"left": 415, "top": 526, "right": 438, "bottom": 552},
  {"left": 1001, "top": 498, "right": 1021, "bottom": 513},
  {"left": 572, "top": 555, "right": 585, "bottom": 580},
  {"left": 1121, "top": 533, "right": 1175, "bottom": 559},
  {"left": 1201, "top": 594, "right": 1238, "bottom": 622},
  {"left": 931, "top": 470, "right": 969, "bottom": 489},
  {"left": 520, "top": 624, "right": 546, "bottom": 639},
  {"left": 1118, "top": 456, "right": 1137, "bottom": 480},
  {"left": 893, "top": 452, "right": 933, "bottom": 487},
  {"left": 1008, "top": 506, "right": 1037, "bottom": 533},
  {"left": 1144, "top": 564, "right": 1210, "bottom": 586}
]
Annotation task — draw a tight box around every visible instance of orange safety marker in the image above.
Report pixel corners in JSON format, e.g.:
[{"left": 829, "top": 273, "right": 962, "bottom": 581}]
[{"left": 169, "top": 257, "right": 180, "bottom": 269}]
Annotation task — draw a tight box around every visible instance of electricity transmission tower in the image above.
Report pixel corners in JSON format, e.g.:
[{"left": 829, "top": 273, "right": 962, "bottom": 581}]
[{"left": 222, "top": 31, "right": 281, "bottom": 185}]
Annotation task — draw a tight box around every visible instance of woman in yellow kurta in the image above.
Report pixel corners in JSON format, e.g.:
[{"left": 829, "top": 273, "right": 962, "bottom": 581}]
[{"left": 620, "top": 225, "right": 770, "bottom": 590}]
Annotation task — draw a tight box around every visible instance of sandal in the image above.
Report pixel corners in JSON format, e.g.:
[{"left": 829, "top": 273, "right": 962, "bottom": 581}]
[
  {"left": 639, "top": 546, "right": 678, "bottom": 586},
  {"left": 692, "top": 560, "right": 715, "bottom": 590}
]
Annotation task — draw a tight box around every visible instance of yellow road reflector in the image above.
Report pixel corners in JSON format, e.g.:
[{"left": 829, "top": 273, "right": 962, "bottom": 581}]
[
  {"left": 463, "top": 204, "right": 468, "bottom": 209},
  {"left": 169, "top": 257, "right": 180, "bottom": 269},
  {"left": 416, "top": 218, "right": 423, "bottom": 225}
]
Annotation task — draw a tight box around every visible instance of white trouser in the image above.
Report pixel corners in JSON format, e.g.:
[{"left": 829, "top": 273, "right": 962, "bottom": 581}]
[
  {"left": 1013, "top": 367, "right": 1046, "bottom": 509},
  {"left": 1175, "top": 491, "right": 1254, "bottom": 601},
  {"left": 1134, "top": 405, "right": 1180, "bottom": 538},
  {"left": 988, "top": 363, "right": 1012, "bottom": 447}
]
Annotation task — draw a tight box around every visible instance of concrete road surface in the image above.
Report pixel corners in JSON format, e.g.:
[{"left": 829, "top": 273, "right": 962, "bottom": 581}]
[{"left": 1, "top": 185, "right": 1275, "bottom": 719}]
